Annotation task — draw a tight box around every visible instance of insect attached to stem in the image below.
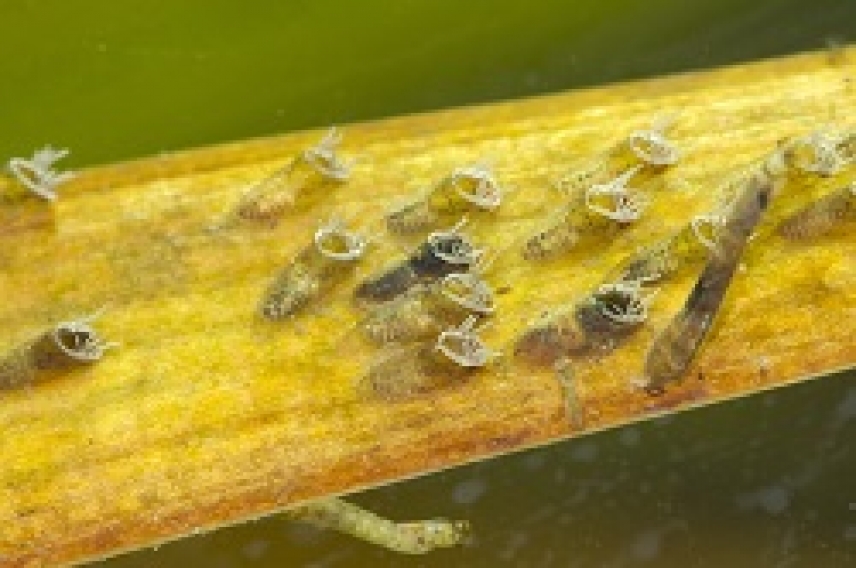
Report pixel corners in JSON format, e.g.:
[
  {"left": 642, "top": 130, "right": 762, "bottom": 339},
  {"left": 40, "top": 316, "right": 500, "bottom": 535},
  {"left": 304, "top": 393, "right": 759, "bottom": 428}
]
[
  {"left": 610, "top": 213, "right": 727, "bottom": 285},
  {"left": 354, "top": 218, "right": 484, "bottom": 304},
  {"left": 231, "top": 127, "right": 353, "bottom": 227},
  {"left": 0, "top": 309, "right": 117, "bottom": 390},
  {"left": 779, "top": 130, "right": 849, "bottom": 178},
  {"left": 642, "top": 172, "right": 772, "bottom": 395},
  {"left": 386, "top": 164, "right": 503, "bottom": 234},
  {"left": 558, "top": 116, "right": 680, "bottom": 195},
  {"left": 364, "top": 315, "right": 497, "bottom": 400},
  {"left": 777, "top": 182, "right": 856, "bottom": 239},
  {"left": 523, "top": 166, "right": 647, "bottom": 260},
  {"left": 361, "top": 261, "right": 495, "bottom": 344},
  {"left": 260, "top": 216, "right": 369, "bottom": 319},
  {"left": 514, "top": 279, "right": 657, "bottom": 367},
  {"left": 6, "top": 145, "right": 75, "bottom": 201},
  {"left": 288, "top": 497, "right": 470, "bottom": 555},
  {"left": 622, "top": 115, "right": 681, "bottom": 168}
]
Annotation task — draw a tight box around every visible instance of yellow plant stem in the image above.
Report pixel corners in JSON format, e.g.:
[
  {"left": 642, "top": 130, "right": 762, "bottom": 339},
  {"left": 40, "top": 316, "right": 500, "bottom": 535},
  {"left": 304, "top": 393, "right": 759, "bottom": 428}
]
[{"left": 0, "top": 47, "right": 854, "bottom": 567}]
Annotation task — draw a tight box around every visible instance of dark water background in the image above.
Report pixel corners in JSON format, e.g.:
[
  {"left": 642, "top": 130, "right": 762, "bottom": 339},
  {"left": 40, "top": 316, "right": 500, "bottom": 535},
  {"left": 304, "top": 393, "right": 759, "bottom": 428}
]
[{"left": 1, "top": 1, "right": 854, "bottom": 566}]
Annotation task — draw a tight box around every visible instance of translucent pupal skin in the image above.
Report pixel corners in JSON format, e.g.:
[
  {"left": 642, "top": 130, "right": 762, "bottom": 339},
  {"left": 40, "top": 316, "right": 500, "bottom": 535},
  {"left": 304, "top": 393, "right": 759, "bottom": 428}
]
[
  {"left": 290, "top": 498, "right": 470, "bottom": 555},
  {"left": 6, "top": 146, "right": 74, "bottom": 201},
  {"left": 522, "top": 194, "right": 617, "bottom": 261},
  {"left": 362, "top": 273, "right": 494, "bottom": 344},
  {"left": 522, "top": 167, "right": 646, "bottom": 261},
  {"left": 0, "top": 312, "right": 115, "bottom": 390},
  {"left": 233, "top": 129, "right": 351, "bottom": 227},
  {"left": 386, "top": 167, "right": 502, "bottom": 234},
  {"left": 623, "top": 115, "right": 681, "bottom": 167},
  {"left": 777, "top": 183, "right": 856, "bottom": 240},
  {"left": 363, "top": 342, "right": 470, "bottom": 400},
  {"left": 513, "top": 304, "right": 589, "bottom": 367},
  {"left": 260, "top": 225, "right": 366, "bottom": 320},
  {"left": 514, "top": 282, "right": 650, "bottom": 367},
  {"left": 354, "top": 231, "right": 481, "bottom": 303},
  {"left": 0, "top": 345, "right": 36, "bottom": 390},
  {"left": 611, "top": 215, "right": 724, "bottom": 284},
  {"left": 643, "top": 173, "right": 772, "bottom": 394},
  {"left": 363, "top": 316, "right": 493, "bottom": 400}
]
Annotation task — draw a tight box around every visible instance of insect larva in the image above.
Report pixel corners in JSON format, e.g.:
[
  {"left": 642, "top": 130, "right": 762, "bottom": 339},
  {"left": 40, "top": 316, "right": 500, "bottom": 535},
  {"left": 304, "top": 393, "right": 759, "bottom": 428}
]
[
  {"left": 364, "top": 316, "right": 496, "bottom": 400},
  {"left": 289, "top": 497, "right": 470, "bottom": 555},
  {"left": 0, "top": 309, "right": 117, "bottom": 390},
  {"left": 6, "top": 145, "right": 74, "bottom": 201},
  {"left": 642, "top": 172, "right": 772, "bottom": 395},
  {"left": 362, "top": 271, "right": 495, "bottom": 344},
  {"left": 354, "top": 219, "right": 483, "bottom": 303},
  {"left": 233, "top": 127, "right": 352, "bottom": 227},
  {"left": 523, "top": 166, "right": 647, "bottom": 261},
  {"left": 514, "top": 280, "right": 656, "bottom": 367},
  {"left": 260, "top": 216, "right": 368, "bottom": 319},
  {"left": 611, "top": 213, "right": 726, "bottom": 284},
  {"left": 386, "top": 164, "right": 503, "bottom": 234},
  {"left": 777, "top": 182, "right": 856, "bottom": 239}
]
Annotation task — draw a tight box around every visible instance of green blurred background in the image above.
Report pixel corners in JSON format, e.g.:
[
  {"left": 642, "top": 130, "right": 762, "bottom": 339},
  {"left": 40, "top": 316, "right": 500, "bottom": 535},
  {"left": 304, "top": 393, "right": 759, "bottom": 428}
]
[
  {"left": 1, "top": 1, "right": 854, "bottom": 566},
  {"left": 0, "top": 0, "right": 854, "bottom": 167}
]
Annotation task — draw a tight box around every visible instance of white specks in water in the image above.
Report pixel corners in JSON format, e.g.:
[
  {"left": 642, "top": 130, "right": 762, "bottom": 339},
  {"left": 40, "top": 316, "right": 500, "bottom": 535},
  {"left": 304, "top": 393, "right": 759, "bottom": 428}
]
[
  {"left": 452, "top": 478, "right": 488, "bottom": 505},
  {"left": 737, "top": 484, "right": 792, "bottom": 516},
  {"left": 242, "top": 538, "right": 269, "bottom": 560},
  {"left": 630, "top": 528, "right": 664, "bottom": 561},
  {"left": 833, "top": 387, "right": 856, "bottom": 428},
  {"left": 619, "top": 427, "right": 641, "bottom": 447},
  {"left": 844, "top": 526, "right": 856, "bottom": 541},
  {"left": 522, "top": 452, "right": 546, "bottom": 471},
  {"left": 498, "top": 531, "right": 529, "bottom": 563},
  {"left": 570, "top": 441, "right": 599, "bottom": 463}
]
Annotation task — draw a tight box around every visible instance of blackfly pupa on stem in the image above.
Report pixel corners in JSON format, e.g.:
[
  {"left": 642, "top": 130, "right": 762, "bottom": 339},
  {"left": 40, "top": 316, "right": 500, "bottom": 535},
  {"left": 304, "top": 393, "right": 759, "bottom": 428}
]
[
  {"left": 0, "top": 309, "right": 117, "bottom": 391},
  {"left": 260, "top": 215, "right": 369, "bottom": 320},
  {"left": 386, "top": 164, "right": 503, "bottom": 234},
  {"left": 231, "top": 127, "right": 353, "bottom": 227},
  {"left": 354, "top": 218, "right": 484, "bottom": 304}
]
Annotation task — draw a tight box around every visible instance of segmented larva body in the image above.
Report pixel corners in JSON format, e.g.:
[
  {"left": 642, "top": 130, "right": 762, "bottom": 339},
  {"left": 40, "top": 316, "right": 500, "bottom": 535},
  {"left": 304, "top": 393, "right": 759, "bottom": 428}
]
[
  {"left": 643, "top": 173, "right": 772, "bottom": 395},
  {"left": 364, "top": 316, "right": 495, "bottom": 400},
  {"left": 362, "top": 272, "right": 495, "bottom": 344},
  {"left": 0, "top": 310, "right": 116, "bottom": 390},
  {"left": 387, "top": 165, "right": 503, "bottom": 234},
  {"left": 260, "top": 218, "right": 367, "bottom": 319},
  {"left": 354, "top": 221, "right": 483, "bottom": 304},
  {"left": 514, "top": 281, "right": 655, "bottom": 367},
  {"left": 289, "top": 498, "right": 470, "bottom": 555},
  {"left": 613, "top": 214, "right": 726, "bottom": 284},
  {"left": 523, "top": 167, "right": 647, "bottom": 261},
  {"left": 235, "top": 127, "right": 352, "bottom": 227},
  {"left": 778, "top": 183, "right": 856, "bottom": 239}
]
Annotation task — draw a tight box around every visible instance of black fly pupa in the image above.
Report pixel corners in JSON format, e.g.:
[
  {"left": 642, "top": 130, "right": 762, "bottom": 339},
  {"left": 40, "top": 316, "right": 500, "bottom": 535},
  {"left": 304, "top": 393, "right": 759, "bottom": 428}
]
[
  {"left": 0, "top": 310, "right": 117, "bottom": 391},
  {"left": 354, "top": 219, "right": 483, "bottom": 303},
  {"left": 260, "top": 216, "right": 368, "bottom": 320}
]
